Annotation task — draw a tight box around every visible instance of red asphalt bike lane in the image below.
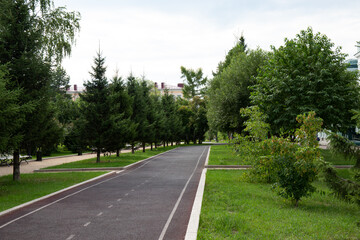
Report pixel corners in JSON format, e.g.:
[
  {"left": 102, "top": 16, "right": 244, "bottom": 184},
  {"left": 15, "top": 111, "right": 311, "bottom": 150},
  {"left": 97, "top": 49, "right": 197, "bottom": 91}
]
[{"left": 0, "top": 145, "right": 209, "bottom": 240}]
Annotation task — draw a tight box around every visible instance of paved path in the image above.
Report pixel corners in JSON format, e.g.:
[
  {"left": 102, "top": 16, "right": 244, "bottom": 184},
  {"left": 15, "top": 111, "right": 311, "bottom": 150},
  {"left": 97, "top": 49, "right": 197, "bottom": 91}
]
[
  {"left": 0, "top": 145, "right": 209, "bottom": 240},
  {"left": 0, "top": 149, "right": 140, "bottom": 177}
]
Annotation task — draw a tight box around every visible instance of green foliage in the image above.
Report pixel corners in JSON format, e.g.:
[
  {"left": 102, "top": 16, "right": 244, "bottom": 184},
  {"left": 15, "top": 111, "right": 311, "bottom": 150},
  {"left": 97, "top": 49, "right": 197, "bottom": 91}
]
[
  {"left": 80, "top": 50, "right": 112, "bottom": 162},
  {"left": 252, "top": 27, "right": 360, "bottom": 134},
  {"left": 213, "top": 35, "right": 247, "bottom": 76},
  {"left": 238, "top": 110, "right": 323, "bottom": 206},
  {"left": 0, "top": 65, "right": 24, "bottom": 153},
  {"left": 240, "top": 105, "right": 269, "bottom": 142},
  {"left": 0, "top": 0, "right": 80, "bottom": 180},
  {"left": 327, "top": 132, "right": 359, "bottom": 166},
  {"left": 321, "top": 131, "right": 360, "bottom": 206},
  {"left": 180, "top": 66, "right": 207, "bottom": 98},
  {"left": 207, "top": 49, "right": 268, "bottom": 134},
  {"left": 107, "top": 73, "right": 135, "bottom": 153}
]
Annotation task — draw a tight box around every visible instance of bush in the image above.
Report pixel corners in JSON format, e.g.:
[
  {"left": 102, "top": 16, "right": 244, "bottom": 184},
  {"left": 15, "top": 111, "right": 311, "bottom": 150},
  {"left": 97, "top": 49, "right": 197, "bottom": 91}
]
[{"left": 240, "top": 110, "right": 323, "bottom": 206}]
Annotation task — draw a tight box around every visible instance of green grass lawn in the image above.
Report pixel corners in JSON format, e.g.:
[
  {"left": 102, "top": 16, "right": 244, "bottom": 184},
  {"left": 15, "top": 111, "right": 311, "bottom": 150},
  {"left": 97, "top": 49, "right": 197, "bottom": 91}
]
[
  {"left": 45, "top": 145, "right": 179, "bottom": 169},
  {"left": 208, "top": 144, "right": 251, "bottom": 165},
  {"left": 198, "top": 170, "right": 360, "bottom": 239},
  {"left": 208, "top": 145, "right": 356, "bottom": 166},
  {"left": 0, "top": 172, "right": 106, "bottom": 212},
  {"left": 320, "top": 148, "right": 356, "bottom": 165}
]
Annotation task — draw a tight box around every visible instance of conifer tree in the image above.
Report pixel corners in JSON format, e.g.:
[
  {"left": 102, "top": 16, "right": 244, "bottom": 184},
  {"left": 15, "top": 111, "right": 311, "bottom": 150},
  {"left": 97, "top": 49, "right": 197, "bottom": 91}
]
[
  {"left": 0, "top": 0, "right": 80, "bottom": 180},
  {"left": 108, "top": 73, "right": 136, "bottom": 156},
  {"left": 81, "top": 50, "right": 111, "bottom": 163}
]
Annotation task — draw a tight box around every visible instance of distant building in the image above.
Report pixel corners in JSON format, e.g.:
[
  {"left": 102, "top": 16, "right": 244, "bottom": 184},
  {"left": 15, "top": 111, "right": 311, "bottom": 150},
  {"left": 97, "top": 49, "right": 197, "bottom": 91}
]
[
  {"left": 345, "top": 59, "right": 358, "bottom": 72},
  {"left": 354, "top": 43, "right": 360, "bottom": 71},
  {"left": 66, "top": 84, "right": 84, "bottom": 101},
  {"left": 155, "top": 82, "right": 184, "bottom": 98}
]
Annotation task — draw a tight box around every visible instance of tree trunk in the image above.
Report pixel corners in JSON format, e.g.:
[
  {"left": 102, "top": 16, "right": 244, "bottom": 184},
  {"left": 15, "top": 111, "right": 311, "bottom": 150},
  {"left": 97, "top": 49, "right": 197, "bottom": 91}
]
[
  {"left": 166, "top": 141, "right": 168, "bottom": 147},
  {"left": 131, "top": 143, "right": 135, "bottom": 154},
  {"left": 151, "top": 143, "right": 153, "bottom": 151},
  {"left": 171, "top": 142, "right": 173, "bottom": 146},
  {"left": 78, "top": 150, "right": 82, "bottom": 156},
  {"left": 142, "top": 142, "right": 145, "bottom": 152},
  {"left": 36, "top": 149, "right": 42, "bottom": 161},
  {"left": 96, "top": 149, "right": 101, "bottom": 163},
  {"left": 355, "top": 156, "right": 360, "bottom": 168},
  {"left": 163, "top": 142, "right": 165, "bottom": 148},
  {"left": 13, "top": 150, "right": 20, "bottom": 181},
  {"left": 116, "top": 149, "right": 120, "bottom": 157}
]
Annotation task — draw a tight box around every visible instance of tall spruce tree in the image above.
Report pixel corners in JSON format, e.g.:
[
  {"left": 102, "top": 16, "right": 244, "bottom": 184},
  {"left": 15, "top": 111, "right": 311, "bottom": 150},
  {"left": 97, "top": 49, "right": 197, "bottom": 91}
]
[
  {"left": 0, "top": 65, "right": 24, "bottom": 154},
  {"left": 108, "top": 73, "right": 135, "bottom": 156},
  {"left": 0, "top": 0, "right": 80, "bottom": 180},
  {"left": 126, "top": 75, "right": 149, "bottom": 153},
  {"left": 81, "top": 50, "right": 111, "bottom": 163}
]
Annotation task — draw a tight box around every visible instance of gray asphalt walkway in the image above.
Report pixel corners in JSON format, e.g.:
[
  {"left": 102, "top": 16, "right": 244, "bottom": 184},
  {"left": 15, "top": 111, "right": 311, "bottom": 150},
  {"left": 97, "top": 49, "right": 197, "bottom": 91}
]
[
  {"left": 0, "top": 150, "right": 136, "bottom": 177},
  {"left": 0, "top": 145, "right": 209, "bottom": 240}
]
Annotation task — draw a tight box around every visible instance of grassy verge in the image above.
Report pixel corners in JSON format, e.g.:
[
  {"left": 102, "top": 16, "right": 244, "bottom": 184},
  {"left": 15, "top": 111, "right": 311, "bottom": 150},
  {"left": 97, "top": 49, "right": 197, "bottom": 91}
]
[
  {"left": 198, "top": 170, "right": 360, "bottom": 239},
  {"left": 45, "top": 145, "right": 179, "bottom": 169},
  {"left": 0, "top": 172, "right": 106, "bottom": 212},
  {"left": 208, "top": 144, "right": 251, "bottom": 165},
  {"left": 208, "top": 145, "right": 356, "bottom": 166},
  {"left": 320, "top": 148, "right": 356, "bottom": 165}
]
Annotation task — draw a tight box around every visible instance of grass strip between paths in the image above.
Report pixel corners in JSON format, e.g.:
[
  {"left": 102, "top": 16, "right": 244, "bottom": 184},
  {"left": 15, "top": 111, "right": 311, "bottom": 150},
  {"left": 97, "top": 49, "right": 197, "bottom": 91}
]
[
  {"left": 198, "top": 170, "right": 360, "bottom": 239},
  {"left": 208, "top": 144, "right": 356, "bottom": 166},
  {"left": 45, "top": 145, "right": 179, "bottom": 169},
  {"left": 0, "top": 172, "right": 107, "bottom": 212}
]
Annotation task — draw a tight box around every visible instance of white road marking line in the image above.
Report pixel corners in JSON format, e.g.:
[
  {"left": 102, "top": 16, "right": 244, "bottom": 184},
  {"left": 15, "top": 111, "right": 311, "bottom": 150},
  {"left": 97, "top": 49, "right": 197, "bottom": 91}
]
[
  {"left": 84, "top": 222, "right": 91, "bottom": 227},
  {"left": 131, "top": 189, "right": 135, "bottom": 192},
  {"left": 97, "top": 212, "right": 103, "bottom": 216},
  {"left": 66, "top": 234, "right": 75, "bottom": 240},
  {"left": 0, "top": 148, "right": 178, "bottom": 229},
  {"left": 108, "top": 205, "right": 113, "bottom": 208},
  {"left": 125, "top": 193, "right": 129, "bottom": 196},
  {"left": 158, "top": 147, "right": 208, "bottom": 240},
  {"left": 117, "top": 198, "right": 122, "bottom": 202}
]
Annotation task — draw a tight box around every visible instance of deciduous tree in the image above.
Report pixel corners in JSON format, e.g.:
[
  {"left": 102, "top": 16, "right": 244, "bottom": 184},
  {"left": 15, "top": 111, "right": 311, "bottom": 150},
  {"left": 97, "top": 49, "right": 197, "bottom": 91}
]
[{"left": 252, "top": 27, "right": 360, "bottom": 134}]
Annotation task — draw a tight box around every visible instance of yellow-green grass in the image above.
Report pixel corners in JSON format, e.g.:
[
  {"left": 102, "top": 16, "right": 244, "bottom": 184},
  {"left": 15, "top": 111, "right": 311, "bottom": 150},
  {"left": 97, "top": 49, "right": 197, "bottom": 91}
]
[
  {"left": 45, "top": 145, "right": 179, "bottom": 169},
  {"left": 198, "top": 170, "right": 360, "bottom": 239},
  {"left": 0, "top": 172, "right": 106, "bottom": 212}
]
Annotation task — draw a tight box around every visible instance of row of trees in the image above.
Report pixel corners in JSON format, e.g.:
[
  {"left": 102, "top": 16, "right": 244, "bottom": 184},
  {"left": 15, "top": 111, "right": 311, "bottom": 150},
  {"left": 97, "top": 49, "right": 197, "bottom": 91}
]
[
  {"left": 65, "top": 50, "right": 209, "bottom": 163},
  {"left": 0, "top": 0, "right": 210, "bottom": 181}
]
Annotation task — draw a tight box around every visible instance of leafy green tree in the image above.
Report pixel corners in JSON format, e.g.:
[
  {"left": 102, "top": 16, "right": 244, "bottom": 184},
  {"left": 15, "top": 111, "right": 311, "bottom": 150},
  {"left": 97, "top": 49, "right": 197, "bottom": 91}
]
[
  {"left": 81, "top": 50, "right": 111, "bottom": 163},
  {"left": 0, "top": 0, "right": 80, "bottom": 180},
  {"left": 213, "top": 35, "right": 247, "bottom": 76},
  {"left": 180, "top": 66, "right": 207, "bottom": 98},
  {"left": 252, "top": 27, "right": 360, "bottom": 135},
  {"left": 207, "top": 49, "right": 268, "bottom": 134}
]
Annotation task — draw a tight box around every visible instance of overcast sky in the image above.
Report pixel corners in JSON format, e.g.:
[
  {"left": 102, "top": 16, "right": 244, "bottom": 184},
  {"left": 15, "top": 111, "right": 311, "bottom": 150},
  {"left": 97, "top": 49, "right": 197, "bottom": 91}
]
[{"left": 56, "top": 0, "right": 360, "bottom": 87}]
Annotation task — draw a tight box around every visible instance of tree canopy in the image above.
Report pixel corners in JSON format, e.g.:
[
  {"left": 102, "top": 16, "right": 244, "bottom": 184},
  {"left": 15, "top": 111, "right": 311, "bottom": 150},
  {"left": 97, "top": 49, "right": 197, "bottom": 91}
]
[
  {"left": 207, "top": 48, "right": 268, "bottom": 134},
  {"left": 251, "top": 27, "right": 360, "bottom": 134}
]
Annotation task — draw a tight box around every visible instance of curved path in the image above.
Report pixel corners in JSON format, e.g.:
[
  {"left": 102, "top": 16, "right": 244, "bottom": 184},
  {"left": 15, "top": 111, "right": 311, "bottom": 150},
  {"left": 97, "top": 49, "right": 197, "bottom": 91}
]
[{"left": 0, "top": 145, "right": 209, "bottom": 240}]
